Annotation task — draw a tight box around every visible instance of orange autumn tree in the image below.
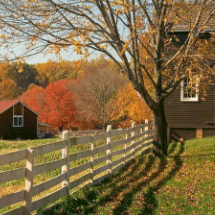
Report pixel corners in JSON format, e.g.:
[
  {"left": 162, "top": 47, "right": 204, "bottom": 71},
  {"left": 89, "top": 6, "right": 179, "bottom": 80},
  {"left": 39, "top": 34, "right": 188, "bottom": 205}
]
[
  {"left": 20, "top": 83, "right": 46, "bottom": 116},
  {"left": 109, "top": 82, "right": 153, "bottom": 127},
  {"left": 43, "top": 79, "right": 83, "bottom": 131}
]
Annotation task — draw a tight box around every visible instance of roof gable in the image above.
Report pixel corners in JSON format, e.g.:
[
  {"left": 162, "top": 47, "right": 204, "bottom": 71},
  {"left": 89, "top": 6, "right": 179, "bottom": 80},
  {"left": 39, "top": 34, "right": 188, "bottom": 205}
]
[
  {"left": 0, "top": 100, "right": 19, "bottom": 114},
  {"left": 0, "top": 100, "right": 39, "bottom": 116}
]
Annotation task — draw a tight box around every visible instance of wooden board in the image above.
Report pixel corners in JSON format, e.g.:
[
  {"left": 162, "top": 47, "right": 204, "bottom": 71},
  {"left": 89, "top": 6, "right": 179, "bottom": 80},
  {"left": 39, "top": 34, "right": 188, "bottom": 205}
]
[
  {"left": 112, "top": 149, "right": 124, "bottom": 158},
  {"left": 0, "top": 190, "right": 24, "bottom": 209},
  {"left": 94, "top": 145, "right": 108, "bottom": 155},
  {"left": 93, "top": 155, "right": 108, "bottom": 166},
  {"left": 111, "top": 129, "right": 128, "bottom": 136},
  {"left": 69, "top": 173, "right": 91, "bottom": 190},
  {"left": 69, "top": 150, "right": 92, "bottom": 161},
  {"left": 1, "top": 206, "right": 24, "bottom": 215},
  {"left": 112, "top": 163, "right": 124, "bottom": 174},
  {"left": 93, "top": 174, "right": 108, "bottom": 184},
  {"left": 0, "top": 168, "right": 25, "bottom": 184},
  {"left": 33, "top": 140, "right": 66, "bottom": 156},
  {"left": 112, "top": 157, "right": 124, "bottom": 167},
  {"left": 33, "top": 158, "right": 66, "bottom": 176},
  {"left": 93, "top": 164, "right": 110, "bottom": 177},
  {"left": 32, "top": 172, "right": 67, "bottom": 196},
  {"left": 69, "top": 162, "right": 91, "bottom": 176},
  {"left": 92, "top": 133, "right": 109, "bottom": 142},
  {"left": 0, "top": 150, "right": 26, "bottom": 166},
  {"left": 112, "top": 139, "right": 125, "bottom": 148},
  {"left": 31, "top": 187, "right": 67, "bottom": 211}
]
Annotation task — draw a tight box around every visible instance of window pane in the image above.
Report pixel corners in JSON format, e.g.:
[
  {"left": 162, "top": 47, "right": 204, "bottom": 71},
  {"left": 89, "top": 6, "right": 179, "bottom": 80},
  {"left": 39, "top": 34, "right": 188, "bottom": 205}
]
[
  {"left": 14, "top": 117, "right": 18, "bottom": 126},
  {"left": 13, "top": 116, "right": 23, "bottom": 126},
  {"left": 183, "top": 78, "right": 197, "bottom": 99},
  {"left": 19, "top": 117, "right": 22, "bottom": 126}
]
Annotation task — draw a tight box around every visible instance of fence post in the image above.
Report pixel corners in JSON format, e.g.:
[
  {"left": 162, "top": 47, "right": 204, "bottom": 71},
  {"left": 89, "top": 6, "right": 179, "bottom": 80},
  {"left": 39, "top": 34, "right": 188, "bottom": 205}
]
[
  {"left": 145, "top": 119, "right": 149, "bottom": 149},
  {"left": 62, "top": 130, "right": 70, "bottom": 196},
  {"left": 106, "top": 125, "right": 112, "bottom": 176},
  {"left": 124, "top": 128, "right": 128, "bottom": 166},
  {"left": 131, "top": 122, "right": 136, "bottom": 159},
  {"left": 90, "top": 137, "right": 94, "bottom": 184},
  {"left": 24, "top": 148, "right": 34, "bottom": 215},
  {"left": 140, "top": 124, "right": 143, "bottom": 155}
]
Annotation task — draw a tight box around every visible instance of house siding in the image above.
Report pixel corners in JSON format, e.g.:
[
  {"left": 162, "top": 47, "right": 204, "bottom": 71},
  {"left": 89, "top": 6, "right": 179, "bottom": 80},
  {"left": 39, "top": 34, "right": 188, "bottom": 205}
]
[
  {"left": 0, "top": 104, "right": 37, "bottom": 139},
  {"left": 165, "top": 84, "right": 215, "bottom": 141}
]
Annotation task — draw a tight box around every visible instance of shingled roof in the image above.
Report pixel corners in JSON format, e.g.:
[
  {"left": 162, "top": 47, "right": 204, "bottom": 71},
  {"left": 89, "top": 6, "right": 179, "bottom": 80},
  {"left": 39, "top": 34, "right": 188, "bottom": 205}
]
[
  {"left": 167, "top": 2, "right": 215, "bottom": 32},
  {"left": 0, "top": 100, "right": 19, "bottom": 114},
  {"left": 0, "top": 100, "right": 39, "bottom": 116}
]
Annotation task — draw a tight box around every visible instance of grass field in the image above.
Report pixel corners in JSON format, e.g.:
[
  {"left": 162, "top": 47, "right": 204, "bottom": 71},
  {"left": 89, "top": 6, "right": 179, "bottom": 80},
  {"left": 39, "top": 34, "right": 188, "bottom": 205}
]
[
  {"left": 0, "top": 134, "right": 132, "bottom": 214},
  {"left": 0, "top": 138, "right": 60, "bottom": 155},
  {"left": 37, "top": 137, "right": 215, "bottom": 215}
]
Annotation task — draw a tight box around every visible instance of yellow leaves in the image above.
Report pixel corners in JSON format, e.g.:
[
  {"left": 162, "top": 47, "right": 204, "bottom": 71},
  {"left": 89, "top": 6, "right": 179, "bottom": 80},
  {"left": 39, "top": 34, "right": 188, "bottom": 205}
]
[
  {"left": 18, "top": 67, "right": 24, "bottom": 73},
  {"left": 75, "top": 46, "right": 82, "bottom": 55},
  {"left": 120, "top": 41, "right": 129, "bottom": 56},
  {"left": 164, "top": 18, "right": 168, "bottom": 23},
  {"left": 0, "top": 34, "right": 5, "bottom": 39},
  {"left": 116, "top": 8, "right": 122, "bottom": 15},
  {"left": 0, "top": 78, "right": 18, "bottom": 100},
  {"left": 110, "top": 82, "right": 152, "bottom": 123},
  {"left": 53, "top": 45, "right": 60, "bottom": 55}
]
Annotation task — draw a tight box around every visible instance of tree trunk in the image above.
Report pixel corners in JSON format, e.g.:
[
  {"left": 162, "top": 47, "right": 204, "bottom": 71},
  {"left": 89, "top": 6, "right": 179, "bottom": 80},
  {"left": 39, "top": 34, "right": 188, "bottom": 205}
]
[{"left": 152, "top": 101, "right": 168, "bottom": 157}]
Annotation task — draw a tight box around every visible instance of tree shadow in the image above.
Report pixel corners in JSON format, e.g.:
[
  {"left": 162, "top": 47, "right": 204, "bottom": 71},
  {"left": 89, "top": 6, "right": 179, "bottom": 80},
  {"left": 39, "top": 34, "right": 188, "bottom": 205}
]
[
  {"left": 139, "top": 142, "right": 184, "bottom": 214},
  {"left": 38, "top": 143, "right": 185, "bottom": 215}
]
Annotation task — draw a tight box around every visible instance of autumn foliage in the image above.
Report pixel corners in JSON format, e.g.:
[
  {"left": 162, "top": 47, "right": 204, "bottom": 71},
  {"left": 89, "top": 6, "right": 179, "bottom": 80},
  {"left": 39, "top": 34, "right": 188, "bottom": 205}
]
[
  {"left": 43, "top": 79, "right": 83, "bottom": 131},
  {"left": 17, "top": 57, "right": 154, "bottom": 131},
  {"left": 109, "top": 82, "right": 153, "bottom": 127},
  {"left": 20, "top": 83, "right": 46, "bottom": 116},
  {"left": 20, "top": 79, "right": 91, "bottom": 131}
]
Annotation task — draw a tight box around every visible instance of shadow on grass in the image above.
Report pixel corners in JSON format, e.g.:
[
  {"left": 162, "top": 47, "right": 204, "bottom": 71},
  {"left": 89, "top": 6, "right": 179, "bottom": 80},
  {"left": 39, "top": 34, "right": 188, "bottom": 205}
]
[{"left": 38, "top": 142, "right": 185, "bottom": 215}]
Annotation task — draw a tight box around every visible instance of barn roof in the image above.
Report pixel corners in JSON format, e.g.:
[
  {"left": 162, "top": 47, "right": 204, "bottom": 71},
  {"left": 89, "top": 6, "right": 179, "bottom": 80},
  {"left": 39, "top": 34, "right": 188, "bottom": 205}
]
[
  {"left": 0, "top": 100, "right": 39, "bottom": 116},
  {"left": 0, "top": 100, "right": 19, "bottom": 114},
  {"left": 167, "top": 3, "right": 215, "bottom": 32}
]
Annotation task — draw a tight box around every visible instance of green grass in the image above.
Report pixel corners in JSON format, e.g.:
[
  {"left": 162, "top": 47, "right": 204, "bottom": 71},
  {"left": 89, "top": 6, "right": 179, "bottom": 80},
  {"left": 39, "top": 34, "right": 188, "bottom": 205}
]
[
  {"left": 0, "top": 138, "right": 60, "bottom": 154},
  {"left": 37, "top": 137, "right": 215, "bottom": 215},
  {"left": 0, "top": 134, "right": 132, "bottom": 214}
]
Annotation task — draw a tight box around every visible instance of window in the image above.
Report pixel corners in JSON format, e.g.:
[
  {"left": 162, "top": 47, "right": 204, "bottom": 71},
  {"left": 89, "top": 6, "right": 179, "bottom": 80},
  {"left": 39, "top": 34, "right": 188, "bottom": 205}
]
[
  {"left": 13, "top": 103, "right": 24, "bottom": 127},
  {"left": 181, "top": 77, "right": 199, "bottom": 102},
  {"left": 13, "top": 116, "right": 23, "bottom": 127}
]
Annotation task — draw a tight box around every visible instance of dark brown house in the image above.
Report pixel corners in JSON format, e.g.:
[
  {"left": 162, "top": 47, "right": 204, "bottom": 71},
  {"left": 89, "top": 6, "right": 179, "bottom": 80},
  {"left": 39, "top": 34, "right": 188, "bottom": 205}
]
[
  {"left": 0, "top": 100, "right": 39, "bottom": 139},
  {"left": 165, "top": 23, "right": 215, "bottom": 142},
  {"left": 165, "top": 80, "right": 215, "bottom": 142}
]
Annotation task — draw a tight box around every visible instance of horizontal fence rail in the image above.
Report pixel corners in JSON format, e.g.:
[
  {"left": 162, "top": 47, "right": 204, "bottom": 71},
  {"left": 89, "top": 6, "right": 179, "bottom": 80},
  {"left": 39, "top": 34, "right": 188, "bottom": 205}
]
[{"left": 0, "top": 121, "right": 154, "bottom": 215}]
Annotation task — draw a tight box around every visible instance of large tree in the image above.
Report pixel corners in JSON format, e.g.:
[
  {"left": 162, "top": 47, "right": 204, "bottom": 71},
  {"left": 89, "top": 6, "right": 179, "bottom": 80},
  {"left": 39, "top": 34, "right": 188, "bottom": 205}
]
[
  {"left": 74, "top": 57, "right": 124, "bottom": 129},
  {"left": 0, "top": 0, "right": 214, "bottom": 156}
]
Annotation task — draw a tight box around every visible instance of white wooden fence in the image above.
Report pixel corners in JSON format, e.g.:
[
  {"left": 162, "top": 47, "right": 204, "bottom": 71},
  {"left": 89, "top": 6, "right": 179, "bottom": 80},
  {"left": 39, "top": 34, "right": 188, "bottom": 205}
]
[{"left": 0, "top": 122, "right": 153, "bottom": 215}]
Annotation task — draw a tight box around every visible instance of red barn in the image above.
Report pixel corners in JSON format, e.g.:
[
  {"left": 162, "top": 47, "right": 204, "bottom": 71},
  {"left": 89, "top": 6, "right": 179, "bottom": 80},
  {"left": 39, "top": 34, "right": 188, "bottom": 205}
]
[{"left": 0, "top": 100, "right": 39, "bottom": 139}]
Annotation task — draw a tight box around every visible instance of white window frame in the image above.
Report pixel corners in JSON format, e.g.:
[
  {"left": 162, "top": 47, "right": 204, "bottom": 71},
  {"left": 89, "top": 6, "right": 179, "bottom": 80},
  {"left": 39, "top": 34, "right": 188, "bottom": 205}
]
[
  {"left": 180, "top": 77, "right": 199, "bottom": 102},
  {"left": 13, "top": 105, "right": 24, "bottom": 127}
]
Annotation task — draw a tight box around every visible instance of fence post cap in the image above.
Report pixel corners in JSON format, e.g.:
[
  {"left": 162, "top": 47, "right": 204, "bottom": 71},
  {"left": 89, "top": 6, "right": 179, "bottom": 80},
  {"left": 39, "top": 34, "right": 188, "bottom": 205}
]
[
  {"left": 62, "top": 130, "right": 69, "bottom": 139},
  {"left": 106, "top": 125, "right": 112, "bottom": 132}
]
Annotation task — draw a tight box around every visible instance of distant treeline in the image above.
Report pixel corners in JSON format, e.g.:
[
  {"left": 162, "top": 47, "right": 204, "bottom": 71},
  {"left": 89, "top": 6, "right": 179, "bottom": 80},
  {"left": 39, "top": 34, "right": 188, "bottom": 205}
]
[{"left": 0, "top": 58, "right": 152, "bottom": 130}]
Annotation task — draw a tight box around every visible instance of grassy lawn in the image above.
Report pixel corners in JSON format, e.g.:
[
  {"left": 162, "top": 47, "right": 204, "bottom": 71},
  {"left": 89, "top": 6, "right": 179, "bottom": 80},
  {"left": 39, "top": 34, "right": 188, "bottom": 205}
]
[
  {"left": 0, "top": 137, "right": 60, "bottom": 155},
  {"left": 38, "top": 137, "right": 215, "bottom": 215},
  {"left": 0, "top": 134, "right": 128, "bottom": 214}
]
